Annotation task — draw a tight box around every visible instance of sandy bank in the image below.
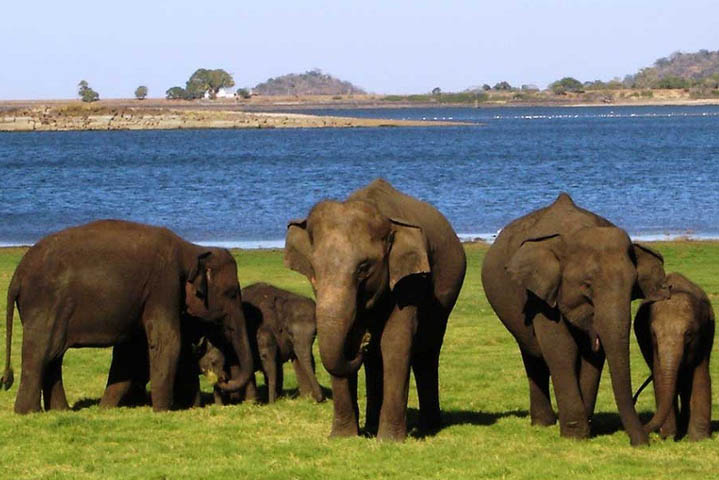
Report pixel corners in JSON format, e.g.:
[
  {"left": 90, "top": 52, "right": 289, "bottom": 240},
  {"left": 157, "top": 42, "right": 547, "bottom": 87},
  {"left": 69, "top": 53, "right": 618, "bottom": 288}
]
[{"left": 0, "top": 106, "right": 467, "bottom": 132}]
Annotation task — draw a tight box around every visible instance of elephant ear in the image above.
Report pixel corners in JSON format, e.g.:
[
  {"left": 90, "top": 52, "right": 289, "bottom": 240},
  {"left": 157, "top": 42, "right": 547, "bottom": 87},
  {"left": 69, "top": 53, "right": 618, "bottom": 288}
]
[
  {"left": 388, "top": 218, "right": 431, "bottom": 291},
  {"left": 284, "top": 218, "right": 314, "bottom": 280},
  {"left": 506, "top": 235, "right": 563, "bottom": 308},
  {"left": 632, "top": 243, "right": 669, "bottom": 301},
  {"left": 186, "top": 251, "right": 212, "bottom": 317}
]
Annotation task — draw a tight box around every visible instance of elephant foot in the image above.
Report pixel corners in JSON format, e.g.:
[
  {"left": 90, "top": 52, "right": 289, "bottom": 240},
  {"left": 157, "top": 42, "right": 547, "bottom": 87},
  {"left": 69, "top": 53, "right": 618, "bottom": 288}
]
[
  {"left": 329, "top": 420, "right": 359, "bottom": 438},
  {"left": 530, "top": 412, "right": 557, "bottom": 427},
  {"left": 419, "top": 414, "right": 442, "bottom": 435},
  {"left": 629, "top": 430, "right": 649, "bottom": 446},
  {"left": 659, "top": 427, "right": 676, "bottom": 440},
  {"left": 559, "top": 420, "right": 590, "bottom": 440},
  {"left": 687, "top": 429, "right": 711, "bottom": 442},
  {"left": 377, "top": 423, "right": 407, "bottom": 442}
]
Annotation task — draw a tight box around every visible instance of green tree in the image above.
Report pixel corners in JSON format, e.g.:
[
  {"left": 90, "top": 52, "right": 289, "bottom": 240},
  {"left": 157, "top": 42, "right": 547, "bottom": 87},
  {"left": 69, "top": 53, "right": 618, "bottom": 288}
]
[
  {"left": 78, "top": 80, "right": 99, "bottom": 102},
  {"left": 134, "top": 85, "right": 148, "bottom": 100},
  {"left": 482, "top": 84, "right": 491, "bottom": 91},
  {"left": 550, "top": 77, "right": 584, "bottom": 94},
  {"left": 493, "top": 81, "right": 512, "bottom": 90},
  {"left": 185, "top": 68, "right": 235, "bottom": 99},
  {"left": 165, "top": 86, "right": 187, "bottom": 100},
  {"left": 431, "top": 87, "right": 442, "bottom": 96},
  {"left": 236, "top": 88, "right": 251, "bottom": 99}
]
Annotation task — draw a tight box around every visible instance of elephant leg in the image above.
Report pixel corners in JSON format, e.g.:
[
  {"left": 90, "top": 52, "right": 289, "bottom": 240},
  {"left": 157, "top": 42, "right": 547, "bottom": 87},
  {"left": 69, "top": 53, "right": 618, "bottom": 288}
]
[
  {"left": 15, "top": 316, "right": 54, "bottom": 413},
  {"left": 364, "top": 339, "right": 383, "bottom": 435},
  {"left": 329, "top": 373, "right": 359, "bottom": 437},
  {"left": 412, "top": 348, "right": 441, "bottom": 433},
  {"left": 534, "top": 316, "right": 589, "bottom": 439},
  {"left": 578, "top": 348, "right": 605, "bottom": 421},
  {"left": 412, "top": 308, "right": 447, "bottom": 434},
  {"left": 377, "top": 305, "right": 416, "bottom": 441},
  {"left": 243, "top": 373, "right": 259, "bottom": 403},
  {"left": 144, "top": 309, "right": 181, "bottom": 412},
  {"left": 261, "top": 347, "right": 279, "bottom": 403},
  {"left": 686, "top": 358, "right": 712, "bottom": 441},
  {"left": 42, "top": 354, "right": 69, "bottom": 411},
  {"left": 276, "top": 359, "right": 284, "bottom": 400},
  {"left": 101, "top": 339, "right": 148, "bottom": 408},
  {"left": 520, "top": 349, "right": 556, "bottom": 426}
]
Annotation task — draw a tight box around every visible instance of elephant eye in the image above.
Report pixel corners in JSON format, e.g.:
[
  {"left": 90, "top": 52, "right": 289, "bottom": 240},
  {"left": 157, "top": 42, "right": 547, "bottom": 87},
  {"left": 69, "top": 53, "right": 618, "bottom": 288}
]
[{"left": 356, "top": 260, "right": 373, "bottom": 277}]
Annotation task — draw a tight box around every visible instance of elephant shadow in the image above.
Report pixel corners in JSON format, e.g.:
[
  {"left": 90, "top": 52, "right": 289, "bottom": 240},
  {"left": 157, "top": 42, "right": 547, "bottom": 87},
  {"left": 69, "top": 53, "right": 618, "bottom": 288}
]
[
  {"left": 590, "top": 410, "right": 654, "bottom": 437},
  {"left": 404, "top": 408, "right": 529, "bottom": 438},
  {"left": 72, "top": 398, "right": 101, "bottom": 411}
]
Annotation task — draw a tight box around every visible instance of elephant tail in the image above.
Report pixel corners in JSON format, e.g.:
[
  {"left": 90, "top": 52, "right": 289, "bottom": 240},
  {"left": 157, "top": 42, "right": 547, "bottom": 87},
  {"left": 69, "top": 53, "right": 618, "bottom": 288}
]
[
  {"left": 632, "top": 374, "right": 653, "bottom": 405},
  {"left": 2, "top": 271, "right": 19, "bottom": 390}
]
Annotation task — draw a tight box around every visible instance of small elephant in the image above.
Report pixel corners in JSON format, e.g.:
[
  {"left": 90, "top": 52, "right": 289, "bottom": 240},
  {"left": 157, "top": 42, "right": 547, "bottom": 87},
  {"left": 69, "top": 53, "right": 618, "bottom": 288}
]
[
  {"left": 481, "top": 193, "right": 669, "bottom": 445},
  {"left": 2, "top": 220, "right": 254, "bottom": 413},
  {"left": 285, "top": 178, "right": 466, "bottom": 441},
  {"left": 242, "top": 283, "right": 325, "bottom": 403},
  {"left": 99, "top": 318, "right": 234, "bottom": 409},
  {"left": 634, "top": 272, "right": 715, "bottom": 441},
  {"left": 202, "top": 283, "right": 325, "bottom": 404}
]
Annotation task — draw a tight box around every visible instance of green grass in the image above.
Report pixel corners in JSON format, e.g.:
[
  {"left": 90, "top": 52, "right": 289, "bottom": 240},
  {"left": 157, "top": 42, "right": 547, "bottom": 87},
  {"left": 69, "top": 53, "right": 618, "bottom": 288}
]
[{"left": 1, "top": 242, "right": 719, "bottom": 479}]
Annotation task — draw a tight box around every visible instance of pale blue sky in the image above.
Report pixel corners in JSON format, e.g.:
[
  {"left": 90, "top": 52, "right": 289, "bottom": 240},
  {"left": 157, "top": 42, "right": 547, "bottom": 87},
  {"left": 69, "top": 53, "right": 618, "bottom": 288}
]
[{"left": 1, "top": 0, "right": 717, "bottom": 99}]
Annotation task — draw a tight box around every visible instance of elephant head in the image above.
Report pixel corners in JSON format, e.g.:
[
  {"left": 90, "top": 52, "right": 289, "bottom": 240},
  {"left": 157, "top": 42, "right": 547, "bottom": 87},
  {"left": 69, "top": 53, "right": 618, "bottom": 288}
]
[
  {"left": 284, "top": 200, "right": 430, "bottom": 377},
  {"left": 184, "top": 248, "right": 253, "bottom": 392},
  {"left": 506, "top": 226, "right": 669, "bottom": 442},
  {"left": 634, "top": 273, "right": 709, "bottom": 434},
  {"left": 195, "top": 337, "right": 228, "bottom": 385}
]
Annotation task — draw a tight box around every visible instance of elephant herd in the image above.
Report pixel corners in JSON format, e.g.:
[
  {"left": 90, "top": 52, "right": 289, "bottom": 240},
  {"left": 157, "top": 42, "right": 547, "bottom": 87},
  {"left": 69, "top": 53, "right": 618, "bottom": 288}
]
[{"left": 1, "top": 178, "right": 715, "bottom": 446}]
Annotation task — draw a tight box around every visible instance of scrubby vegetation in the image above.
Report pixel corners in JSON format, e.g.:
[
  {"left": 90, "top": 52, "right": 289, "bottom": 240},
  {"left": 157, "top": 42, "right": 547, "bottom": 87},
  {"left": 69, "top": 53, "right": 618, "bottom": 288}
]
[{"left": 253, "top": 69, "right": 365, "bottom": 96}]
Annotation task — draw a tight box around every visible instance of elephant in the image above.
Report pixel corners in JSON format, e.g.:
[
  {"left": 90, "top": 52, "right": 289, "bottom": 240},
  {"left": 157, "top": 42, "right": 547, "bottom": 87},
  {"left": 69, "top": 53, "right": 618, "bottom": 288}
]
[
  {"left": 481, "top": 193, "right": 669, "bottom": 445},
  {"left": 634, "top": 272, "right": 714, "bottom": 441},
  {"left": 2, "top": 219, "right": 254, "bottom": 413},
  {"left": 284, "top": 178, "right": 466, "bottom": 441},
  {"left": 105, "top": 283, "right": 325, "bottom": 406},
  {"left": 98, "top": 317, "right": 235, "bottom": 409},
  {"left": 240, "top": 282, "right": 325, "bottom": 403}
]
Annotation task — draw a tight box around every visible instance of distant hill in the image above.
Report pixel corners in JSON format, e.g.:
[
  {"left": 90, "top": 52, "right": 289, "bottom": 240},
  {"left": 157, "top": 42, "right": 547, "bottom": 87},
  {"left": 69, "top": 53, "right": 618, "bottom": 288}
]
[
  {"left": 627, "top": 50, "right": 719, "bottom": 88},
  {"left": 253, "top": 69, "right": 365, "bottom": 96}
]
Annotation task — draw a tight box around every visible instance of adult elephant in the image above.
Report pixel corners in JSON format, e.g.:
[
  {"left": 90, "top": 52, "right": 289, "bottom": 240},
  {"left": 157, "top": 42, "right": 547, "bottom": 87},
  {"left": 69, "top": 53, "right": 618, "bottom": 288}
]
[
  {"left": 284, "top": 179, "right": 466, "bottom": 441},
  {"left": 481, "top": 193, "right": 669, "bottom": 446},
  {"left": 2, "top": 220, "right": 254, "bottom": 413}
]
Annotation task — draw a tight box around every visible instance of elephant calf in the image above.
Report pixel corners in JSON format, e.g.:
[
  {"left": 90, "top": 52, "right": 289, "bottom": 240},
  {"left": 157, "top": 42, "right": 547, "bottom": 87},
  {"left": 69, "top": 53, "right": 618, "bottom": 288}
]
[
  {"left": 634, "top": 272, "right": 715, "bottom": 441},
  {"left": 200, "top": 283, "right": 325, "bottom": 404}
]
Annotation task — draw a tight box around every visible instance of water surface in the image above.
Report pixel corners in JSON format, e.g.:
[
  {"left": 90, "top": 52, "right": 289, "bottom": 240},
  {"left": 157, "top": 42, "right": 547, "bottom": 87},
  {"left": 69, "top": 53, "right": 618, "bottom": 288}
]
[{"left": 1, "top": 105, "right": 718, "bottom": 246}]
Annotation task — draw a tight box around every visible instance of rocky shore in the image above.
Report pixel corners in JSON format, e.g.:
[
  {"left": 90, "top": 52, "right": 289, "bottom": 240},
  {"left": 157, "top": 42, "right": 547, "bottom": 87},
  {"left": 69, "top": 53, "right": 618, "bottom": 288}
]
[{"left": 0, "top": 106, "right": 465, "bottom": 132}]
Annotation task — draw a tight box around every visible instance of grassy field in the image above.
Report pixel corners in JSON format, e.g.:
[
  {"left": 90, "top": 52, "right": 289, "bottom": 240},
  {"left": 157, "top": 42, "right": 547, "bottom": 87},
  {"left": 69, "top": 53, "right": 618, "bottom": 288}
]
[{"left": 1, "top": 242, "right": 718, "bottom": 479}]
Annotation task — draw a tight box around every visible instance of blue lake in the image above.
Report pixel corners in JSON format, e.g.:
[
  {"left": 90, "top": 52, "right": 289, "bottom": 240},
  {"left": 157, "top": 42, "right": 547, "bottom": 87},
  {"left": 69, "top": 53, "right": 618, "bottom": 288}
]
[{"left": 1, "top": 105, "right": 718, "bottom": 247}]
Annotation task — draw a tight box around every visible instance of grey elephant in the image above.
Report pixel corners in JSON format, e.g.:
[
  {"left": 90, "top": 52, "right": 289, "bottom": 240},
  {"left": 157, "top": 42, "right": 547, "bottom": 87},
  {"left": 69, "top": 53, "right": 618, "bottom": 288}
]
[
  {"left": 2, "top": 220, "right": 254, "bottom": 413},
  {"left": 634, "top": 272, "right": 714, "bottom": 441},
  {"left": 241, "top": 283, "right": 325, "bottom": 403},
  {"left": 481, "top": 193, "right": 669, "bottom": 445},
  {"left": 284, "top": 178, "right": 466, "bottom": 441}
]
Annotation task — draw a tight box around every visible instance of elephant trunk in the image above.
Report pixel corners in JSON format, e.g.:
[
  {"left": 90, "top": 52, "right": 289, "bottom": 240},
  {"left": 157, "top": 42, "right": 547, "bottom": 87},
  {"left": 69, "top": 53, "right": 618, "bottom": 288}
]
[
  {"left": 643, "top": 342, "right": 681, "bottom": 433},
  {"left": 215, "top": 303, "right": 254, "bottom": 392},
  {"left": 595, "top": 298, "right": 648, "bottom": 446},
  {"left": 315, "top": 286, "right": 363, "bottom": 377}
]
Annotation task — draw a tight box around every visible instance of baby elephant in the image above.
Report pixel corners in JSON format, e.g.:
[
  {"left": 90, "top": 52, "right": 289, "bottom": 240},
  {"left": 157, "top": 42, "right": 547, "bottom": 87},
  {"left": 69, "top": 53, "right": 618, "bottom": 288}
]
[
  {"left": 634, "top": 272, "right": 715, "bottom": 441},
  {"left": 202, "top": 283, "right": 324, "bottom": 403}
]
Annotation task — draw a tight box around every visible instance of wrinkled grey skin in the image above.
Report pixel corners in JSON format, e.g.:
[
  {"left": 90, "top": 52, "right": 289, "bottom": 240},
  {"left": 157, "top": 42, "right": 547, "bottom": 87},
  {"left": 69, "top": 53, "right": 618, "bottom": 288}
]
[
  {"left": 242, "top": 283, "right": 325, "bottom": 403},
  {"left": 205, "top": 283, "right": 325, "bottom": 404},
  {"left": 2, "top": 220, "right": 253, "bottom": 413},
  {"left": 481, "top": 193, "right": 669, "bottom": 446},
  {"left": 285, "top": 179, "right": 466, "bottom": 441},
  {"left": 634, "top": 272, "right": 714, "bottom": 441}
]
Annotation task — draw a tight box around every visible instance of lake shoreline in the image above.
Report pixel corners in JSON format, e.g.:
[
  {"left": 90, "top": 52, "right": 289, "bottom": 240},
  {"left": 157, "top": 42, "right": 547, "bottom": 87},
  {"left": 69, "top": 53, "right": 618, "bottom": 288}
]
[{"left": 0, "top": 106, "right": 467, "bottom": 132}]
